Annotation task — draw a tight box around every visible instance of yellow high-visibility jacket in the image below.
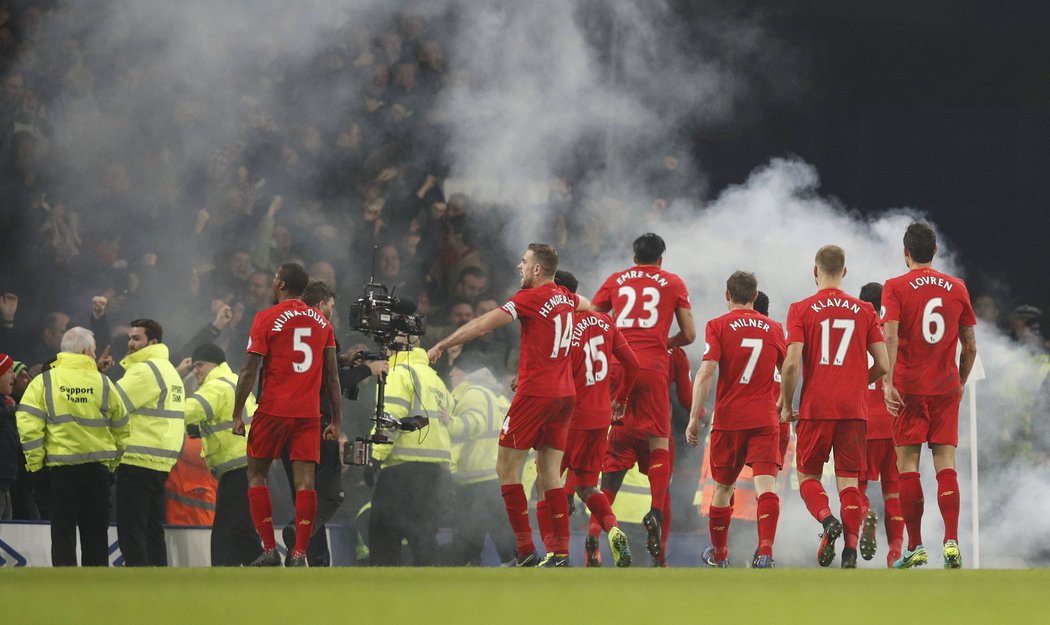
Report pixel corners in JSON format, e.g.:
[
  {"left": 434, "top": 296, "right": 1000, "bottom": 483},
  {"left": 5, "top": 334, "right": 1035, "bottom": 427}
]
[
  {"left": 449, "top": 368, "right": 509, "bottom": 485},
  {"left": 116, "top": 343, "right": 186, "bottom": 472},
  {"left": 372, "top": 348, "right": 452, "bottom": 468},
  {"left": 183, "top": 362, "right": 257, "bottom": 477},
  {"left": 16, "top": 352, "right": 129, "bottom": 471}
]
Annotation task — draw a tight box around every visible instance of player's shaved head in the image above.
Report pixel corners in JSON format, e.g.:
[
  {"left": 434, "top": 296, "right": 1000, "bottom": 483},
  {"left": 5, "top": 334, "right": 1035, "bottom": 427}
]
[
  {"left": 553, "top": 270, "right": 578, "bottom": 294},
  {"left": 726, "top": 271, "right": 758, "bottom": 305},
  {"left": 527, "top": 243, "right": 559, "bottom": 276},
  {"left": 903, "top": 222, "right": 937, "bottom": 264},
  {"left": 814, "top": 245, "right": 846, "bottom": 277},
  {"left": 859, "top": 282, "right": 883, "bottom": 309},
  {"left": 633, "top": 233, "right": 666, "bottom": 264}
]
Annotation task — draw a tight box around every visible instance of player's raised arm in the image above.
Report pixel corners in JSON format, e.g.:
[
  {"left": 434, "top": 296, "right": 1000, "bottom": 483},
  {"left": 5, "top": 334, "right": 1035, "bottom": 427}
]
[
  {"left": 669, "top": 306, "right": 696, "bottom": 348},
  {"left": 428, "top": 308, "right": 513, "bottom": 363},
  {"left": 232, "top": 352, "right": 262, "bottom": 436}
]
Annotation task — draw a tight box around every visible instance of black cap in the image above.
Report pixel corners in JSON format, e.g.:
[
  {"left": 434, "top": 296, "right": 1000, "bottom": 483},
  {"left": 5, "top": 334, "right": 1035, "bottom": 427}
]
[{"left": 191, "top": 343, "right": 226, "bottom": 365}]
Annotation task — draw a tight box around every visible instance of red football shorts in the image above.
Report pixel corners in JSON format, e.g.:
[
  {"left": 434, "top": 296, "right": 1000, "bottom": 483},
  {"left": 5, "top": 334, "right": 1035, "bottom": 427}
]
[
  {"left": 603, "top": 426, "right": 676, "bottom": 475},
  {"left": 499, "top": 395, "right": 574, "bottom": 451},
  {"left": 795, "top": 418, "right": 866, "bottom": 478},
  {"left": 709, "top": 426, "right": 781, "bottom": 485},
  {"left": 864, "top": 438, "right": 899, "bottom": 487},
  {"left": 247, "top": 412, "right": 321, "bottom": 463},
  {"left": 622, "top": 369, "right": 671, "bottom": 438},
  {"left": 893, "top": 392, "right": 961, "bottom": 447},
  {"left": 561, "top": 427, "right": 608, "bottom": 487}
]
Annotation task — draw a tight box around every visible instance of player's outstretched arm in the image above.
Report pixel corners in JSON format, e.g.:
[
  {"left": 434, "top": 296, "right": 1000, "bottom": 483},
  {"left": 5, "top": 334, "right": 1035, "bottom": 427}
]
[
  {"left": 232, "top": 352, "right": 262, "bottom": 436},
  {"left": 428, "top": 308, "right": 513, "bottom": 363},
  {"left": 867, "top": 341, "right": 889, "bottom": 385},
  {"left": 958, "top": 324, "right": 978, "bottom": 392},
  {"left": 322, "top": 346, "right": 342, "bottom": 441},
  {"left": 687, "top": 360, "right": 716, "bottom": 445},
  {"left": 779, "top": 343, "right": 803, "bottom": 423},
  {"left": 668, "top": 306, "right": 696, "bottom": 348}
]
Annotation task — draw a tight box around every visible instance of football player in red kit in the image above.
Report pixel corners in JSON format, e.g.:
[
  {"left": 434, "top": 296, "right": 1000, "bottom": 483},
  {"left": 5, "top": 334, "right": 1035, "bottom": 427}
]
[
  {"left": 779, "top": 246, "right": 888, "bottom": 569},
  {"left": 551, "top": 270, "right": 639, "bottom": 567},
  {"left": 232, "top": 263, "right": 342, "bottom": 567},
  {"left": 882, "top": 223, "right": 977, "bottom": 569},
  {"left": 591, "top": 233, "right": 695, "bottom": 563},
  {"left": 429, "top": 244, "right": 588, "bottom": 567},
  {"left": 856, "top": 282, "right": 905, "bottom": 568},
  {"left": 687, "top": 272, "right": 786, "bottom": 569}
]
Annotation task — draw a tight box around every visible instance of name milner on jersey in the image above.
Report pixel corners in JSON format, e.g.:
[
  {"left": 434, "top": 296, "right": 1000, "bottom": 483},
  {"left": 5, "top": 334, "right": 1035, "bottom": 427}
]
[
  {"left": 810, "top": 297, "right": 861, "bottom": 314},
  {"left": 271, "top": 307, "right": 329, "bottom": 332},
  {"left": 571, "top": 315, "right": 610, "bottom": 347},
  {"left": 908, "top": 275, "right": 953, "bottom": 291},
  {"left": 615, "top": 270, "right": 668, "bottom": 287},
  {"left": 538, "top": 294, "right": 575, "bottom": 318},
  {"left": 729, "top": 317, "right": 771, "bottom": 332}
]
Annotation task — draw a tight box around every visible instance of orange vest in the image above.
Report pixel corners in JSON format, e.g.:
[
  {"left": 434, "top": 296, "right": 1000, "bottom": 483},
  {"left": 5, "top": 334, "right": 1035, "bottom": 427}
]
[{"left": 164, "top": 436, "right": 217, "bottom": 526}]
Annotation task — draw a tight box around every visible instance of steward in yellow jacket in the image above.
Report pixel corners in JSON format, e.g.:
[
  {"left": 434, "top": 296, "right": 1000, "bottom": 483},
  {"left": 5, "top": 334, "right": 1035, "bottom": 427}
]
[
  {"left": 15, "top": 328, "right": 128, "bottom": 566},
  {"left": 111, "top": 319, "right": 185, "bottom": 567}
]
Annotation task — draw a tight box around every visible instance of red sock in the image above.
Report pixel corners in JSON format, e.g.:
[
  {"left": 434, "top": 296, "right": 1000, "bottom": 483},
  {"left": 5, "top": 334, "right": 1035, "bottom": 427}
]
[
  {"left": 590, "top": 488, "right": 616, "bottom": 537},
  {"left": 799, "top": 479, "right": 832, "bottom": 523},
  {"left": 858, "top": 481, "right": 870, "bottom": 518},
  {"left": 756, "top": 492, "right": 779, "bottom": 558},
  {"left": 659, "top": 492, "right": 672, "bottom": 563},
  {"left": 585, "top": 492, "right": 618, "bottom": 533},
  {"left": 648, "top": 448, "right": 671, "bottom": 511},
  {"left": 536, "top": 500, "right": 555, "bottom": 553},
  {"left": 898, "top": 472, "right": 924, "bottom": 550},
  {"left": 546, "top": 487, "right": 571, "bottom": 556},
  {"left": 247, "top": 486, "right": 276, "bottom": 551},
  {"left": 936, "top": 469, "right": 960, "bottom": 543},
  {"left": 501, "top": 484, "right": 535, "bottom": 556},
  {"left": 293, "top": 489, "right": 317, "bottom": 556},
  {"left": 709, "top": 505, "right": 732, "bottom": 561},
  {"left": 884, "top": 495, "right": 905, "bottom": 553},
  {"left": 840, "top": 486, "right": 863, "bottom": 550}
]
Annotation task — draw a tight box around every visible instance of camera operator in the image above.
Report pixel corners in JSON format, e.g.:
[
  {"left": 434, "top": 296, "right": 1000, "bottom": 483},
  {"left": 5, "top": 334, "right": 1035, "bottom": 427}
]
[
  {"left": 369, "top": 333, "right": 452, "bottom": 566},
  {"left": 279, "top": 280, "right": 387, "bottom": 566}
]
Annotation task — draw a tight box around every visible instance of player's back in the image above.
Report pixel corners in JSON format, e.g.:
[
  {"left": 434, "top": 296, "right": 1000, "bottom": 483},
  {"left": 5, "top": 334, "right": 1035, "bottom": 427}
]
[
  {"left": 593, "top": 265, "right": 690, "bottom": 375},
  {"left": 249, "top": 299, "right": 334, "bottom": 418},
  {"left": 882, "top": 268, "right": 976, "bottom": 396},
  {"left": 706, "top": 309, "right": 785, "bottom": 430},
  {"left": 786, "top": 288, "right": 882, "bottom": 421},
  {"left": 568, "top": 311, "right": 622, "bottom": 429},
  {"left": 503, "top": 281, "right": 578, "bottom": 398}
]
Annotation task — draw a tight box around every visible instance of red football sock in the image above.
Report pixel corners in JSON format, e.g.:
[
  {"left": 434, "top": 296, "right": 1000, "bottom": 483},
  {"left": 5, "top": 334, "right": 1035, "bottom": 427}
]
[
  {"left": 858, "top": 481, "right": 871, "bottom": 518},
  {"left": 648, "top": 448, "right": 671, "bottom": 511},
  {"left": 501, "top": 484, "right": 535, "bottom": 556},
  {"left": 884, "top": 495, "right": 905, "bottom": 553},
  {"left": 590, "top": 488, "right": 616, "bottom": 537},
  {"left": 799, "top": 479, "right": 832, "bottom": 523},
  {"left": 585, "top": 492, "right": 618, "bottom": 533},
  {"left": 756, "top": 492, "right": 780, "bottom": 558},
  {"left": 840, "top": 486, "right": 863, "bottom": 550},
  {"left": 936, "top": 469, "right": 960, "bottom": 543},
  {"left": 247, "top": 486, "right": 276, "bottom": 551},
  {"left": 898, "top": 472, "right": 924, "bottom": 550},
  {"left": 659, "top": 492, "right": 672, "bottom": 563},
  {"left": 545, "top": 487, "right": 571, "bottom": 556},
  {"left": 536, "top": 500, "right": 555, "bottom": 553},
  {"left": 709, "top": 505, "right": 732, "bottom": 561},
  {"left": 293, "top": 489, "right": 317, "bottom": 556}
]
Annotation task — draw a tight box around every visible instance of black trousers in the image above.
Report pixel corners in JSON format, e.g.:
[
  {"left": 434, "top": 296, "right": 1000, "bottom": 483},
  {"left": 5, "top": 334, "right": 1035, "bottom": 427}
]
[
  {"left": 369, "top": 462, "right": 448, "bottom": 566},
  {"left": 449, "top": 479, "right": 516, "bottom": 565},
  {"left": 48, "top": 463, "right": 111, "bottom": 567},
  {"left": 211, "top": 467, "right": 262, "bottom": 566},
  {"left": 281, "top": 438, "right": 343, "bottom": 566},
  {"left": 115, "top": 464, "right": 169, "bottom": 567}
]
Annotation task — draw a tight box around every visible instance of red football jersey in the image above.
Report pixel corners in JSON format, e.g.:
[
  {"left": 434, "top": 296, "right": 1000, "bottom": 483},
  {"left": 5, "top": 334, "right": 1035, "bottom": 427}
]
[
  {"left": 668, "top": 346, "right": 692, "bottom": 411},
  {"left": 501, "top": 281, "right": 579, "bottom": 398},
  {"left": 865, "top": 373, "right": 893, "bottom": 440},
  {"left": 882, "top": 268, "right": 976, "bottom": 396},
  {"left": 771, "top": 320, "right": 785, "bottom": 402},
  {"left": 592, "top": 265, "right": 691, "bottom": 376},
  {"left": 569, "top": 311, "right": 637, "bottom": 430},
  {"left": 247, "top": 299, "right": 336, "bottom": 418},
  {"left": 786, "top": 288, "right": 884, "bottom": 421},
  {"left": 704, "top": 308, "right": 786, "bottom": 431}
]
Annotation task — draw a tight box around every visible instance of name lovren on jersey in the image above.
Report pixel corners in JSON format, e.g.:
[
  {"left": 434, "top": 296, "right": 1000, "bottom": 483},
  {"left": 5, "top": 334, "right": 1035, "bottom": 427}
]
[
  {"left": 538, "top": 294, "right": 575, "bottom": 318},
  {"left": 271, "top": 307, "right": 329, "bottom": 332},
  {"left": 570, "top": 315, "right": 610, "bottom": 347},
  {"left": 809, "top": 298, "right": 862, "bottom": 314},
  {"left": 614, "top": 270, "right": 669, "bottom": 287},
  {"left": 908, "top": 275, "right": 954, "bottom": 291}
]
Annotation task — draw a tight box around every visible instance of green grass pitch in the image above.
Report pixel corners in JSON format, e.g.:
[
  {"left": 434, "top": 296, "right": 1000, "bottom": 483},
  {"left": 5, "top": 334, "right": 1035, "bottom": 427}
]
[{"left": 1, "top": 568, "right": 1044, "bottom": 625}]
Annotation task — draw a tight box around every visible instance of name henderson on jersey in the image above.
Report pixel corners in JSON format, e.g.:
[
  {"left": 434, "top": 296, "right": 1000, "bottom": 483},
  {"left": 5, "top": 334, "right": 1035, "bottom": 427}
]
[
  {"left": 728, "top": 317, "right": 771, "bottom": 333},
  {"left": 538, "top": 293, "right": 575, "bottom": 318},
  {"left": 614, "top": 270, "right": 669, "bottom": 287},
  {"left": 570, "top": 315, "right": 611, "bottom": 348},
  {"left": 809, "top": 297, "right": 862, "bottom": 314},
  {"left": 270, "top": 306, "right": 330, "bottom": 332},
  {"left": 908, "top": 275, "right": 954, "bottom": 291}
]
